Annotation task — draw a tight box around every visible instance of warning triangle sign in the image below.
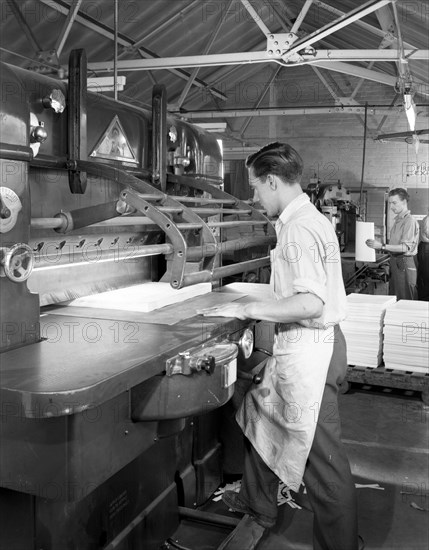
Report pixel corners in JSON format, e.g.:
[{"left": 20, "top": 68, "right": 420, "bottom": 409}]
[{"left": 90, "top": 116, "right": 137, "bottom": 163}]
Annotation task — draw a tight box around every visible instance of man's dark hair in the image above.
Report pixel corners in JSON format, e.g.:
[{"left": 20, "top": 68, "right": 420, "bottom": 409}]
[
  {"left": 245, "top": 142, "right": 303, "bottom": 183},
  {"left": 388, "top": 187, "right": 410, "bottom": 202}
]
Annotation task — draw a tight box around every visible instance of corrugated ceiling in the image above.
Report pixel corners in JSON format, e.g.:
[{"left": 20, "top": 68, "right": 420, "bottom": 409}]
[{"left": 0, "top": 0, "right": 428, "bottom": 147}]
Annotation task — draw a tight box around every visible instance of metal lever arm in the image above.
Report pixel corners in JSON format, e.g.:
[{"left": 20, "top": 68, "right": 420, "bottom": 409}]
[{"left": 74, "top": 161, "right": 217, "bottom": 288}]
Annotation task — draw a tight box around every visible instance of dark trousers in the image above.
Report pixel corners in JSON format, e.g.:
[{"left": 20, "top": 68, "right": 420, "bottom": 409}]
[
  {"left": 239, "top": 327, "right": 359, "bottom": 550},
  {"left": 389, "top": 255, "right": 418, "bottom": 300},
  {"left": 417, "top": 242, "right": 429, "bottom": 301}
]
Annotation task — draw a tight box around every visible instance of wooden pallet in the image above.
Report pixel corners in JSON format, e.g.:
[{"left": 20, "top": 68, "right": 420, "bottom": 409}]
[{"left": 344, "top": 364, "right": 429, "bottom": 405}]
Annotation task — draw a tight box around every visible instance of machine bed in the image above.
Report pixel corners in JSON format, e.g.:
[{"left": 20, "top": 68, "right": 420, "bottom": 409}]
[{"left": 1, "top": 290, "right": 248, "bottom": 417}]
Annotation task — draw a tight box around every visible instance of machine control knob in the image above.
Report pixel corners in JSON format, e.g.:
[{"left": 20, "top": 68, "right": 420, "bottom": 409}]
[
  {"left": 167, "top": 343, "right": 237, "bottom": 377},
  {"left": 0, "top": 200, "right": 11, "bottom": 220},
  {"left": 168, "top": 352, "right": 217, "bottom": 376},
  {"left": 31, "top": 124, "right": 48, "bottom": 143},
  {"left": 237, "top": 370, "right": 262, "bottom": 384},
  {"left": 0, "top": 187, "right": 22, "bottom": 233},
  {"left": 199, "top": 355, "right": 215, "bottom": 375},
  {"left": 42, "top": 89, "right": 66, "bottom": 113},
  {"left": 187, "top": 354, "right": 216, "bottom": 375},
  {"left": 230, "top": 328, "right": 254, "bottom": 359},
  {"left": 0, "top": 243, "right": 34, "bottom": 283}
]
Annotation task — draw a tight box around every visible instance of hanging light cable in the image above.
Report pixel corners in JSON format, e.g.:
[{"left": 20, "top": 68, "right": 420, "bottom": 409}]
[
  {"left": 359, "top": 103, "right": 368, "bottom": 219},
  {"left": 392, "top": 1, "right": 417, "bottom": 134},
  {"left": 114, "top": 0, "right": 118, "bottom": 101}
]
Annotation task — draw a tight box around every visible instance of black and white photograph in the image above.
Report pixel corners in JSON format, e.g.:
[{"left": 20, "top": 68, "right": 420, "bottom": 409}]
[{"left": 0, "top": 1, "right": 428, "bottom": 549}]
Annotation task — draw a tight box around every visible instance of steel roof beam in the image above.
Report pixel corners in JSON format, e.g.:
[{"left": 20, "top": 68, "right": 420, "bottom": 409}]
[
  {"left": 131, "top": 0, "right": 200, "bottom": 50},
  {"left": 239, "top": 1, "right": 355, "bottom": 129},
  {"left": 6, "top": 0, "right": 42, "bottom": 53},
  {"left": 54, "top": 0, "right": 83, "bottom": 57},
  {"left": 376, "top": 95, "right": 402, "bottom": 134},
  {"left": 315, "top": 0, "right": 417, "bottom": 49},
  {"left": 312, "top": 60, "right": 398, "bottom": 86},
  {"left": 282, "top": 0, "right": 394, "bottom": 61},
  {"left": 176, "top": 0, "right": 232, "bottom": 109},
  {"left": 271, "top": 2, "right": 294, "bottom": 30},
  {"left": 346, "top": 5, "right": 400, "bottom": 102},
  {"left": 87, "top": 49, "right": 429, "bottom": 72},
  {"left": 240, "top": 0, "right": 271, "bottom": 35},
  {"left": 180, "top": 106, "right": 427, "bottom": 118},
  {"left": 39, "top": 0, "right": 227, "bottom": 101},
  {"left": 350, "top": 44, "right": 386, "bottom": 100},
  {"left": 239, "top": 66, "right": 283, "bottom": 137},
  {"left": 311, "top": 66, "right": 341, "bottom": 101},
  {"left": 290, "top": 0, "right": 315, "bottom": 35},
  {"left": 377, "top": 128, "right": 429, "bottom": 139}
]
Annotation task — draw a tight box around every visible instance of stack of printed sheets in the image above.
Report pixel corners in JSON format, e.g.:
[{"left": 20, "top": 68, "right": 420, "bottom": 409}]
[
  {"left": 383, "top": 300, "right": 429, "bottom": 374},
  {"left": 341, "top": 294, "right": 397, "bottom": 368}
]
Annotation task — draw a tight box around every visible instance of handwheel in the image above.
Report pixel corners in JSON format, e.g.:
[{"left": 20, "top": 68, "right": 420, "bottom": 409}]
[{"left": 2, "top": 243, "right": 34, "bottom": 282}]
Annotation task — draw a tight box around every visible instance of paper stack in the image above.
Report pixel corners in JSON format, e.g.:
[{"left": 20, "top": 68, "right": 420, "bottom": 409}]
[
  {"left": 68, "top": 282, "right": 212, "bottom": 312},
  {"left": 383, "top": 300, "right": 429, "bottom": 374},
  {"left": 341, "top": 293, "right": 397, "bottom": 368}
]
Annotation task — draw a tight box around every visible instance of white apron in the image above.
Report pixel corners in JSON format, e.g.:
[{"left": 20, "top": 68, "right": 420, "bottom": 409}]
[{"left": 236, "top": 250, "right": 334, "bottom": 491}]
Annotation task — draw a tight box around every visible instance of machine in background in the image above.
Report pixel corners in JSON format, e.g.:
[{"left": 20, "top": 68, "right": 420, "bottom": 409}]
[
  {"left": 306, "top": 180, "right": 358, "bottom": 253},
  {"left": 0, "top": 50, "right": 275, "bottom": 550},
  {"left": 306, "top": 180, "right": 389, "bottom": 294}
]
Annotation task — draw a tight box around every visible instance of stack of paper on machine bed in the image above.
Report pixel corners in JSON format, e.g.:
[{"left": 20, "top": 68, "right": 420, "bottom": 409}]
[
  {"left": 383, "top": 300, "right": 429, "bottom": 374},
  {"left": 341, "top": 294, "right": 397, "bottom": 368},
  {"left": 67, "top": 282, "right": 212, "bottom": 313}
]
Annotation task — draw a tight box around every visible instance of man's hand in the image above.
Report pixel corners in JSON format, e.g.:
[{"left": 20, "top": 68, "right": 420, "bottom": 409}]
[
  {"left": 365, "top": 239, "right": 382, "bottom": 250},
  {"left": 197, "top": 303, "right": 248, "bottom": 320}
]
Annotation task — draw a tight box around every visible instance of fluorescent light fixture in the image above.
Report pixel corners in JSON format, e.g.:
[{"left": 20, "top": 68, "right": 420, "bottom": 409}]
[
  {"left": 62, "top": 76, "right": 126, "bottom": 91},
  {"left": 403, "top": 93, "right": 417, "bottom": 131},
  {"left": 63, "top": 76, "right": 127, "bottom": 92},
  {"left": 88, "top": 76, "right": 126, "bottom": 92},
  {"left": 194, "top": 122, "right": 227, "bottom": 133}
]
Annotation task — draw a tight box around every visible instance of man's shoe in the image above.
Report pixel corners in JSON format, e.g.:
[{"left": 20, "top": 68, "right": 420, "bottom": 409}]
[
  {"left": 222, "top": 490, "right": 276, "bottom": 529},
  {"left": 217, "top": 514, "right": 266, "bottom": 550}
]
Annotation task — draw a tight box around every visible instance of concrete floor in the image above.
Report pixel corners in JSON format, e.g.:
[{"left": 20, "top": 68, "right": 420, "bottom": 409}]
[{"left": 170, "top": 384, "right": 429, "bottom": 550}]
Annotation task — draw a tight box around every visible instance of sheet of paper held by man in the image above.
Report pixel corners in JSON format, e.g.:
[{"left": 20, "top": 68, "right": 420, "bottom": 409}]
[{"left": 356, "top": 221, "right": 376, "bottom": 262}]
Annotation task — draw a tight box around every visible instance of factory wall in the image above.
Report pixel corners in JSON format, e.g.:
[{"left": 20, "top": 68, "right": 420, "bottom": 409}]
[{"left": 222, "top": 66, "right": 428, "bottom": 194}]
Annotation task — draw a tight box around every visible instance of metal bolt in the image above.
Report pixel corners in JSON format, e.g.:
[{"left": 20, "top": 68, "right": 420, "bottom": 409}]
[
  {"left": 276, "top": 50, "right": 281, "bottom": 55},
  {"left": 31, "top": 126, "right": 48, "bottom": 143},
  {"left": 274, "top": 41, "right": 278, "bottom": 45},
  {"left": 124, "top": 430, "right": 129, "bottom": 435},
  {"left": 268, "top": 50, "right": 273, "bottom": 55}
]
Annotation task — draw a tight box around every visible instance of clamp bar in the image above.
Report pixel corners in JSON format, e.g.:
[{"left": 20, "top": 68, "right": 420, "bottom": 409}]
[{"left": 75, "top": 160, "right": 217, "bottom": 288}]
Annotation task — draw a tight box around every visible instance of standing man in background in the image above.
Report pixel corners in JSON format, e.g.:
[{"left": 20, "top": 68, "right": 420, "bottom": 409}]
[
  {"left": 366, "top": 188, "right": 419, "bottom": 300},
  {"left": 201, "top": 142, "right": 360, "bottom": 550}
]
